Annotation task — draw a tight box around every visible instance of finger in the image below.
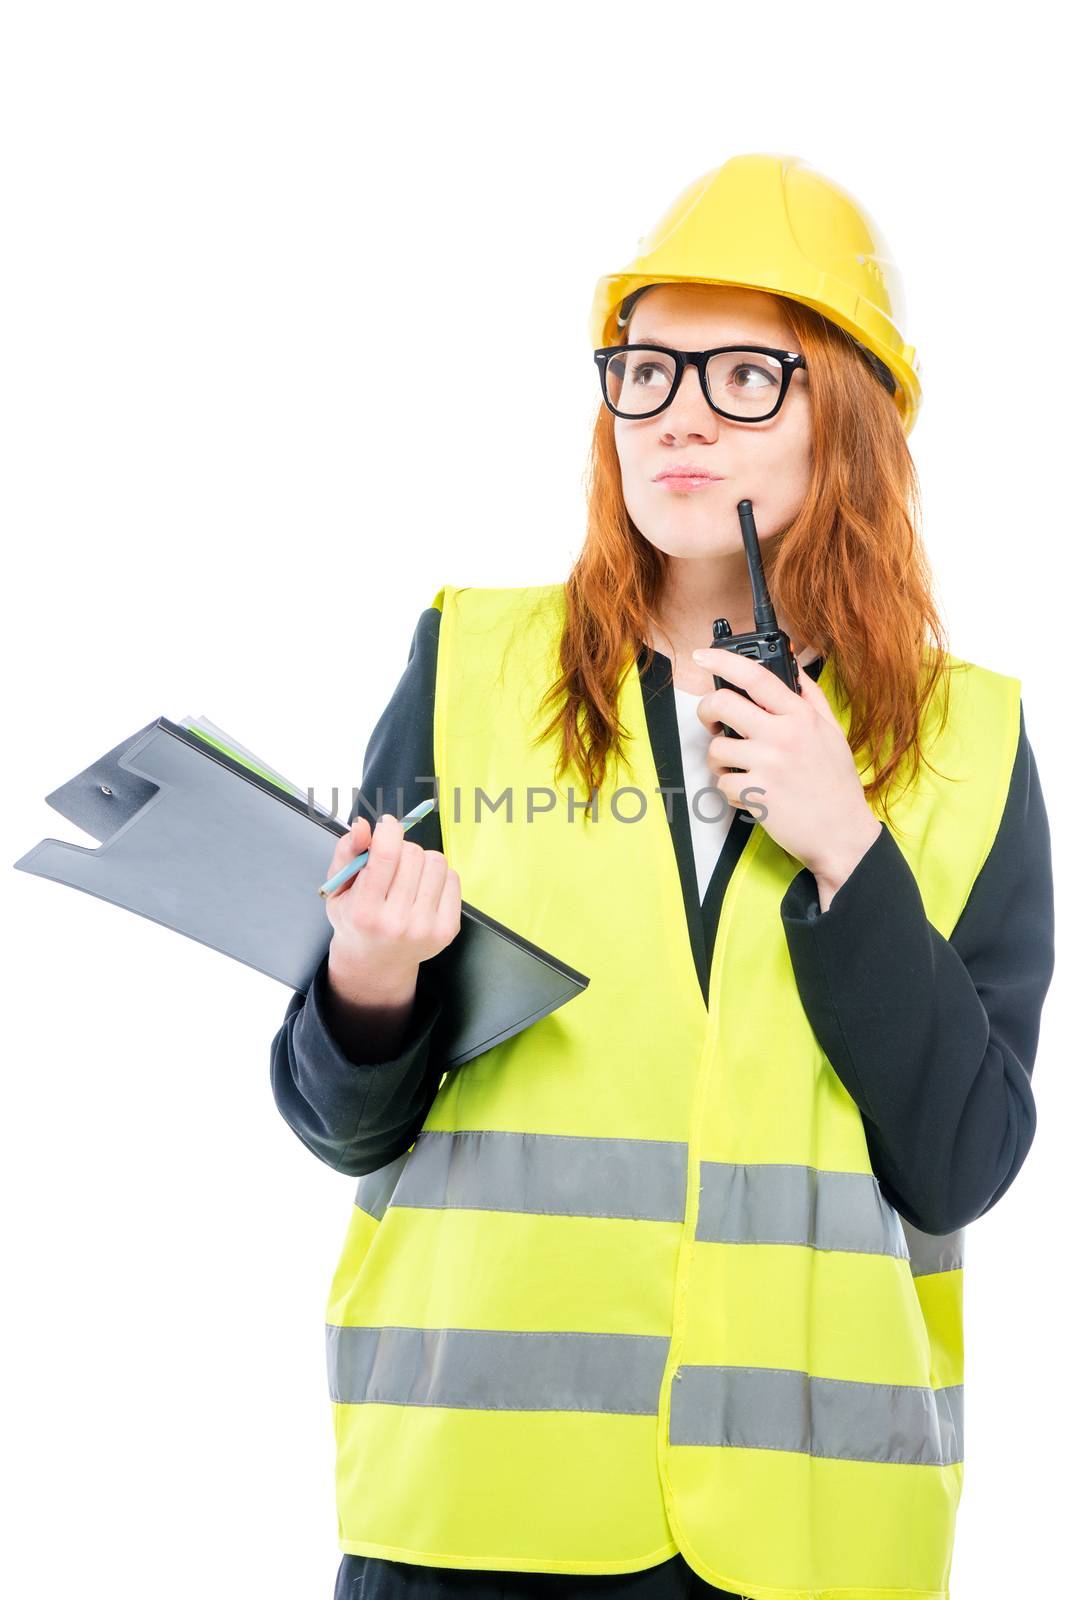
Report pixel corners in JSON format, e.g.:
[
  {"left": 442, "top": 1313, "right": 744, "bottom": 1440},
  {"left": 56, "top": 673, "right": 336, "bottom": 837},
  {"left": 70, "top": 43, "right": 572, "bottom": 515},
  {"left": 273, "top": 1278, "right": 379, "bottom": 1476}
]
[
  {"left": 795, "top": 662, "right": 839, "bottom": 724},
  {"left": 354, "top": 812, "right": 404, "bottom": 900},
  {"left": 715, "top": 769, "right": 768, "bottom": 814},
  {"left": 707, "top": 732, "right": 759, "bottom": 771},
  {"left": 325, "top": 815, "right": 372, "bottom": 884},
  {"left": 700, "top": 711, "right": 724, "bottom": 738},
  {"left": 693, "top": 694, "right": 720, "bottom": 737},
  {"left": 417, "top": 851, "right": 453, "bottom": 912},
  {"left": 405, "top": 848, "right": 450, "bottom": 926},
  {"left": 697, "top": 686, "right": 768, "bottom": 740},
  {"left": 436, "top": 865, "right": 462, "bottom": 925},
  {"left": 416, "top": 854, "right": 459, "bottom": 932},
  {"left": 380, "top": 838, "right": 426, "bottom": 913},
  {"left": 705, "top": 737, "right": 744, "bottom": 782},
  {"left": 691, "top": 647, "right": 800, "bottom": 715}
]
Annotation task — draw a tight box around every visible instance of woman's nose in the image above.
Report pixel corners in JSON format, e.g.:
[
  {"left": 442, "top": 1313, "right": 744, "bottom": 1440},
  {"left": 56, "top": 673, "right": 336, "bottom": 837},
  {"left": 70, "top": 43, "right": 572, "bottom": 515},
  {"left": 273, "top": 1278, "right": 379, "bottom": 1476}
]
[{"left": 662, "top": 363, "right": 719, "bottom": 438}]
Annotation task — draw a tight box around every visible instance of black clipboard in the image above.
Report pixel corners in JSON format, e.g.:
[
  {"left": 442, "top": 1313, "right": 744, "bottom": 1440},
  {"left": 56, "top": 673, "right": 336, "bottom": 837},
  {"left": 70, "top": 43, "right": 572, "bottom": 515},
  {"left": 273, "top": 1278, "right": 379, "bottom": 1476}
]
[{"left": 13, "top": 716, "right": 590, "bottom": 1069}]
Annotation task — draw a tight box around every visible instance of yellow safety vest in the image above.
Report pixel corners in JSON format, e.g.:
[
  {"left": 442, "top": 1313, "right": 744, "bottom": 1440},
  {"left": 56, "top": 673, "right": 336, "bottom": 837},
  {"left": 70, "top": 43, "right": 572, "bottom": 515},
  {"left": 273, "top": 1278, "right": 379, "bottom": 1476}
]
[{"left": 325, "top": 582, "right": 1021, "bottom": 1599}]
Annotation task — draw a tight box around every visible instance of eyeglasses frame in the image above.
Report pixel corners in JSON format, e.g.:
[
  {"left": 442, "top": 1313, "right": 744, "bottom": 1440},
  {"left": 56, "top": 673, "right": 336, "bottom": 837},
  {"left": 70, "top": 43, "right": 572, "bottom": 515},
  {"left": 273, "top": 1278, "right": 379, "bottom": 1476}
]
[{"left": 593, "top": 342, "right": 807, "bottom": 424}]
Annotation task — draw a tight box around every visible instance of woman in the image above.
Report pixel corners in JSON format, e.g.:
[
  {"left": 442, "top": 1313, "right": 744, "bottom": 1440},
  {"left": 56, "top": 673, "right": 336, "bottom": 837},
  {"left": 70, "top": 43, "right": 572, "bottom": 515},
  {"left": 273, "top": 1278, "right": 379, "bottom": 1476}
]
[{"left": 272, "top": 153, "right": 1054, "bottom": 1600}]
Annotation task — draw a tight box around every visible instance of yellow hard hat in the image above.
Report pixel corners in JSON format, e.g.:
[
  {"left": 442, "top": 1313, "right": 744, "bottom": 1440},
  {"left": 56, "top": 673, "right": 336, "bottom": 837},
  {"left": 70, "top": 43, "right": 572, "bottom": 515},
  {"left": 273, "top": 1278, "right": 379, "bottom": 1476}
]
[{"left": 589, "top": 152, "right": 922, "bottom": 435}]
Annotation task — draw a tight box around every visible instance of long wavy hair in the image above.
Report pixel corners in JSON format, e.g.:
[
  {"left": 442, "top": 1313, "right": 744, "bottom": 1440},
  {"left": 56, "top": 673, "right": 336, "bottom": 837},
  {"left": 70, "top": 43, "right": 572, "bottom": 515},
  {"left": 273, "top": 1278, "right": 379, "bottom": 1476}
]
[{"left": 533, "top": 294, "right": 954, "bottom": 824}]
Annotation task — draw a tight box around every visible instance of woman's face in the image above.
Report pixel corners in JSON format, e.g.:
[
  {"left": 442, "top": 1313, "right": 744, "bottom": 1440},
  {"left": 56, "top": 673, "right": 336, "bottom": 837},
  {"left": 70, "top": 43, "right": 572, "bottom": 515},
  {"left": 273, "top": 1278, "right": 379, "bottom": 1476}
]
[{"left": 613, "top": 284, "right": 813, "bottom": 559}]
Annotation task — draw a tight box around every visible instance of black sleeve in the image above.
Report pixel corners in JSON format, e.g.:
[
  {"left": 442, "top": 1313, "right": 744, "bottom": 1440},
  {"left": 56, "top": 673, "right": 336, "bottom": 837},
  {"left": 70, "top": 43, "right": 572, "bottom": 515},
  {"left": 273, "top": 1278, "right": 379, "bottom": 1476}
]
[
  {"left": 269, "top": 606, "right": 448, "bottom": 1177},
  {"left": 778, "top": 703, "right": 1055, "bottom": 1235}
]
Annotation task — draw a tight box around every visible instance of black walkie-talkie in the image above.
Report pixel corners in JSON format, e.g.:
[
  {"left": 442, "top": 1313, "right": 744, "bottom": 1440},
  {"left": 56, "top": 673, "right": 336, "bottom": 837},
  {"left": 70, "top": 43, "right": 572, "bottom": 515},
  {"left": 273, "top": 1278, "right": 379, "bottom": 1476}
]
[{"left": 711, "top": 499, "right": 801, "bottom": 765}]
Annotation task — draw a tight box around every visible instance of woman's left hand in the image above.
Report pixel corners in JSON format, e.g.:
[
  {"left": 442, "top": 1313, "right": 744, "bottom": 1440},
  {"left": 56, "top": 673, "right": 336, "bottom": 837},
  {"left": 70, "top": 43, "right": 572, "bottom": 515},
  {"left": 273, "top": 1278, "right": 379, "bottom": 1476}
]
[{"left": 691, "top": 646, "right": 882, "bottom": 905}]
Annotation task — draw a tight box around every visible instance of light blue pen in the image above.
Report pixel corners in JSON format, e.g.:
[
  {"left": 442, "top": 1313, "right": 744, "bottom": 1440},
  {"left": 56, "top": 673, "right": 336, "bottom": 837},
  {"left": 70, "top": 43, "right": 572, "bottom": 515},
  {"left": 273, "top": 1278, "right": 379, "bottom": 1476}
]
[{"left": 317, "top": 797, "right": 438, "bottom": 898}]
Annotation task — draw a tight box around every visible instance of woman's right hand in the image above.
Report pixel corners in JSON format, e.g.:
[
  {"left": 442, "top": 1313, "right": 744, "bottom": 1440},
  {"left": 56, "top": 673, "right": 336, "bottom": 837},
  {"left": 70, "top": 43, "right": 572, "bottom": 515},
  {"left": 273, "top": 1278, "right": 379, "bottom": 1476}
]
[{"left": 323, "top": 813, "right": 462, "bottom": 1006}]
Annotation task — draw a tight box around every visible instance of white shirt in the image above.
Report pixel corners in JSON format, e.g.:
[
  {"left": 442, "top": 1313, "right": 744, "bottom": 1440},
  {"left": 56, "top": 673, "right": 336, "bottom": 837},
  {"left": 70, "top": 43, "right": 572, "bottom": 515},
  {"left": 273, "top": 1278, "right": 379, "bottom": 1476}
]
[{"left": 672, "top": 685, "right": 734, "bottom": 903}]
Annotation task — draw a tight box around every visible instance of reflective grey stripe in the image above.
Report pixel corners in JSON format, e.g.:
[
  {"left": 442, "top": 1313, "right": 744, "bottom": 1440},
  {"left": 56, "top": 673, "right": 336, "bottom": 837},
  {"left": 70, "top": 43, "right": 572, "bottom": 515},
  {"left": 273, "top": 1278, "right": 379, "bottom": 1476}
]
[
  {"left": 355, "top": 1149, "right": 412, "bottom": 1221},
  {"left": 391, "top": 1128, "right": 689, "bottom": 1222},
  {"left": 899, "top": 1215, "right": 965, "bottom": 1276},
  {"left": 670, "top": 1364, "right": 964, "bottom": 1466},
  {"left": 695, "top": 1161, "right": 909, "bottom": 1259},
  {"left": 326, "top": 1324, "right": 669, "bottom": 1413},
  {"left": 382, "top": 1132, "right": 913, "bottom": 1263},
  {"left": 325, "top": 1324, "right": 963, "bottom": 1464}
]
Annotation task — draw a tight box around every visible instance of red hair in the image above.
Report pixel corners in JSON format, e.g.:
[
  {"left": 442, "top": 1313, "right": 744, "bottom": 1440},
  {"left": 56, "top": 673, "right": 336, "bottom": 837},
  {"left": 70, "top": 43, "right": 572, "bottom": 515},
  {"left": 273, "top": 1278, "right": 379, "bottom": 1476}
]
[{"left": 533, "top": 296, "right": 954, "bottom": 823}]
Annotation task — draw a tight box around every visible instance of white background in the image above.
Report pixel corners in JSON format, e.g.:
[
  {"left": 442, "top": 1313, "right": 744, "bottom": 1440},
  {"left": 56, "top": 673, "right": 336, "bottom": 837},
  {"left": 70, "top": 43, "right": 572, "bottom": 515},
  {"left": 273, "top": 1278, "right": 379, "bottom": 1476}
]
[{"left": 2, "top": 4, "right": 1063, "bottom": 1596}]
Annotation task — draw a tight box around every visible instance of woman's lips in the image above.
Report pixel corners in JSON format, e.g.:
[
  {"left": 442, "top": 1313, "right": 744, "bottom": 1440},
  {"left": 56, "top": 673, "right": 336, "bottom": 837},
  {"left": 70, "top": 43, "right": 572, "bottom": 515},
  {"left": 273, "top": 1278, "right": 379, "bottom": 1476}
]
[{"left": 653, "top": 474, "right": 725, "bottom": 492}]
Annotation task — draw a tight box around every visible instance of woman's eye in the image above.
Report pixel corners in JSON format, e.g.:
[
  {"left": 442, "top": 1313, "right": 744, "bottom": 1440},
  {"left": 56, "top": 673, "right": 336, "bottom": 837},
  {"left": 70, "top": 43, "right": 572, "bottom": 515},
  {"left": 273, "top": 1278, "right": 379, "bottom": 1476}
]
[
  {"left": 632, "top": 362, "right": 671, "bottom": 387},
  {"left": 731, "top": 364, "right": 775, "bottom": 389}
]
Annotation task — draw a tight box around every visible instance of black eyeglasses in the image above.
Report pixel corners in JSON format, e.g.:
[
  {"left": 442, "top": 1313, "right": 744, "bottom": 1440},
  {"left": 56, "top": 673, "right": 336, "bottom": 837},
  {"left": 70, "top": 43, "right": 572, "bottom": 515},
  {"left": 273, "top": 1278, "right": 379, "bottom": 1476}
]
[{"left": 593, "top": 343, "right": 807, "bottom": 423}]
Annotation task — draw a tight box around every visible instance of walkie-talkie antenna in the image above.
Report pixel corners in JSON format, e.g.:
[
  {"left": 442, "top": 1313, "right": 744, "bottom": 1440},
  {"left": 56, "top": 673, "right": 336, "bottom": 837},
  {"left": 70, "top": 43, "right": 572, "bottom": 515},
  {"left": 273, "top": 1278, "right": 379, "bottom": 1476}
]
[{"left": 737, "top": 499, "right": 778, "bottom": 634}]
